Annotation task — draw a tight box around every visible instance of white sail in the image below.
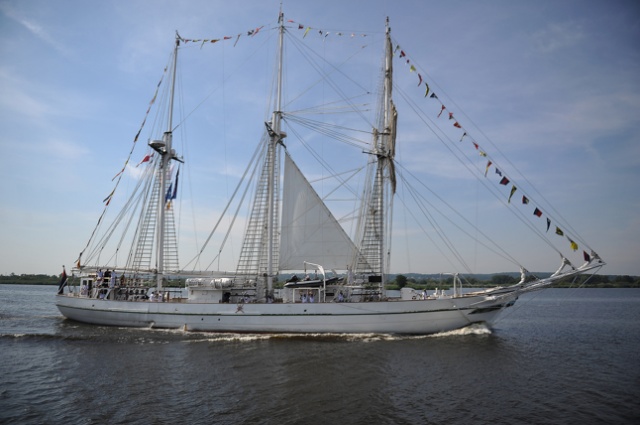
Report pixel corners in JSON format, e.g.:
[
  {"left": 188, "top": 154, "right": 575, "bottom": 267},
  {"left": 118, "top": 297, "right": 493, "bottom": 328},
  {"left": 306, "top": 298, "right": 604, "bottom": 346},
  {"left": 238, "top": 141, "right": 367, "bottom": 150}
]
[{"left": 279, "top": 153, "right": 365, "bottom": 271}]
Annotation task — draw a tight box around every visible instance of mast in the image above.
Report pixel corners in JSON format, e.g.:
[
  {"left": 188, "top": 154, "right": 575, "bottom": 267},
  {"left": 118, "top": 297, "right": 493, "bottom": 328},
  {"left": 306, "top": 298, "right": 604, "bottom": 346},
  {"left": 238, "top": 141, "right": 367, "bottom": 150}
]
[
  {"left": 154, "top": 35, "right": 179, "bottom": 290},
  {"left": 266, "top": 10, "right": 286, "bottom": 295},
  {"left": 379, "top": 17, "right": 394, "bottom": 288}
]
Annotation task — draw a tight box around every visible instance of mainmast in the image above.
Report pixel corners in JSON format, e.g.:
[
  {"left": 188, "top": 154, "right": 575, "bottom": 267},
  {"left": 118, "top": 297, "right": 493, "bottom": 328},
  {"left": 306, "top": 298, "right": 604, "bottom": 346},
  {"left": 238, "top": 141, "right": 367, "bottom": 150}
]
[{"left": 266, "top": 10, "right": 287, "bottom": 296}]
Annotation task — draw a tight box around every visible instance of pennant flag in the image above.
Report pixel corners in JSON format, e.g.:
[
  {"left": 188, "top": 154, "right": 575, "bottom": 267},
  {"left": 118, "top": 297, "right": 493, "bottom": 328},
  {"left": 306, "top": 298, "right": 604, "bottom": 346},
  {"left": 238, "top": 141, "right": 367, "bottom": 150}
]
[
  {"left": 508, "top": 186, "right": 517, "bottom": 203},
  {"left": 418, "top": 74, "right": 423, "bottom": 87},
  {"left": 424, "top": 82, "right": 430, "bottom": 97},
  {"left": 171, "top": 169, "right": 180, "bottom": 200},
  {"left": 533, "top": 208, "right": 542, "bottom": 217},
  {"left": 103, "top": 188, "right": 115, "bottom": 205},
  {"left": 484, "top": 161, "right": 492, "bottom": 177},
  {"left": 460, "top": 132, "right": 467, "bottom": 142},
  {"left": 522, "top": 195, "right": 529, "bottom": 204},
  {"left": 569, "top": 239, "right": 578, "bottom": 251},
  {"left": 453, "top": 121, "right": 461, "bottom": 129},
  {"left": 499, "top": 177, "right": 510, "bottom": 185},
  {"left": 303, "top": 27, "right": 311, "bottom": 38},
  {"left": 57, "top": 266, "right": 68, "bottom": 295},
  {"left": 495, "top": 168, "right": 502, "bottom": 177},
  {"left": 437, "top": 105, "right": 445, "bottom": 118},
  {"left": 136, "top": 154, "right": 153, "bottom": 167},
  {"left": 473, "top": 142, "right": 479, "bottom": 150},
  {"left": 546, "top": 218, "right": 551, "bottom": 232},
  {"left": 410, "top": 65, "right": 416, "bottom": 73},
  {"left": 555, "top": 227, "right": 564, "bottom": 236},
  {"left": 112, "top": 167, "right": 125, "bottom": 181},
  {"left": 430, "top": 93, "right": 438, "bottom": 99},
  {"left": 583, "top": 251, "right": 591, "bottom": 262},
  {"left": 449, "top": 112, "right": 454, "bottom": 120},
  {"left": 165, "top": 183, "right": 173, "bottom": 202},
  {"left": 479, "top": 150, "right": 487, "bottom": 157},
  {"left": 399, "top": 50, "right": 406, "bottom": 58}
]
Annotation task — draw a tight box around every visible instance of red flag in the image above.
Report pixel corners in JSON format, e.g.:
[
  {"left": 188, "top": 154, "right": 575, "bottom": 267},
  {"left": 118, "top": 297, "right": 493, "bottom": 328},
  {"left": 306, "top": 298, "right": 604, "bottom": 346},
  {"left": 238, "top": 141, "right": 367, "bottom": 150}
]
[
  {"left": 453, "top": 122, "right": 461, "bottom": 129},
  {"left": 533, "top": 208, "right": 542, "bottom": 217},
  {"left": 437, "top": 105, "right": 446, "bottom": 118},
  {"left": 136, "top": 154, "right": 153, "bottom": 167},
  {"left": 499, "top": 177, "right": 510, "bottom": 185}
]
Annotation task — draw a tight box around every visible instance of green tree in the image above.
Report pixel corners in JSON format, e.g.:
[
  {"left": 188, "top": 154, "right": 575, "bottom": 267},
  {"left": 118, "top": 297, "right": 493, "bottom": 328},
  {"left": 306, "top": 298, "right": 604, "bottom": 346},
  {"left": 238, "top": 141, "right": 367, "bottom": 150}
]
[{"left": 395, "top": 274, "right": 408, "bottom": 289}]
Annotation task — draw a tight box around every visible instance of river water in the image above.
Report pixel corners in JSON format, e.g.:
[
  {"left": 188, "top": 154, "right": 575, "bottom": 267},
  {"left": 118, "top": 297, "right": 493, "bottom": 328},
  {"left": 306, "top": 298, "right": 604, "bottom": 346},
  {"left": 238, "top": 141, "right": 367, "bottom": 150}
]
[{"left": 0, "top": 284, "right": 638, "bottom": 424}]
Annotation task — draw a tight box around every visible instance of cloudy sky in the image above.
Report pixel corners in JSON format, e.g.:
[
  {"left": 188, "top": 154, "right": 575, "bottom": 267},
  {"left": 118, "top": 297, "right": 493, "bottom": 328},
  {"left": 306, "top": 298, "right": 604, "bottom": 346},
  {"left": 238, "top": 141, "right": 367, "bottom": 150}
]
[{"left": 1, "top": 0, "right": 638, "bottom": 277}]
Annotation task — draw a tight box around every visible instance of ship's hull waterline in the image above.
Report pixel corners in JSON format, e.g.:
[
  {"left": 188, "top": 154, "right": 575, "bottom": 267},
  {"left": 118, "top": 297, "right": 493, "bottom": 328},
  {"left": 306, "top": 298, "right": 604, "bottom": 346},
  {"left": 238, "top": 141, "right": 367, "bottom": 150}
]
[{"left": 56, "top": 293, "right": 515, "bottom": 334}]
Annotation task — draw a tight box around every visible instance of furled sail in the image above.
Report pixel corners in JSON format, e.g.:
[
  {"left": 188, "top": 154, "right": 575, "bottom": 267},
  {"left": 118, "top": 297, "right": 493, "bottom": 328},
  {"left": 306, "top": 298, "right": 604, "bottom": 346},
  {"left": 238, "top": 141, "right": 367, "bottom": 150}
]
[{"left": 279, "top": 153, "right": 367, "bottom": 271}]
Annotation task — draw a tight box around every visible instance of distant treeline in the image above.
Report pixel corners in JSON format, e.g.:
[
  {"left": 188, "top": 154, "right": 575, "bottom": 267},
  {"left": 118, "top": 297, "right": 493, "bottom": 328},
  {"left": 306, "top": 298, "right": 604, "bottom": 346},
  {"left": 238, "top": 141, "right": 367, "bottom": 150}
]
[
  {"left": 1, "top": 273, "right": 638, "bottom": 288},
  {"left": 388, "top": 273, "right": 640, "bottom": 289}
]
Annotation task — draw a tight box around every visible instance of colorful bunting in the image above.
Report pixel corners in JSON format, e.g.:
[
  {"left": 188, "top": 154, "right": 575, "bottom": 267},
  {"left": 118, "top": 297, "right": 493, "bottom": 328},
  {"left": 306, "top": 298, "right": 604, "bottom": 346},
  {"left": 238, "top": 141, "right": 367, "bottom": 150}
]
[
  {"left": 485, "top": 161, "right": 492, "bottom": 177},
  {"left": 391, "top": 35, "right": 588, "bottom": 258},
  {"left": 103, "top": 189, "right": 115, "bottom": 205},
  {"left": 569, "top": 239, "right": 578, "bottom": 251}
]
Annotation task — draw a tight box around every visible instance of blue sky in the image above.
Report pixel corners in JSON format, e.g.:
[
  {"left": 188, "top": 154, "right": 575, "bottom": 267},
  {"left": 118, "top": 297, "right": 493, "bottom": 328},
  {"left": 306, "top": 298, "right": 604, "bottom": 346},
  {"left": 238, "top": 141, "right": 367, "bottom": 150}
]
[{"left": 1, "top": 0, "right": 639, "bottom": 276}]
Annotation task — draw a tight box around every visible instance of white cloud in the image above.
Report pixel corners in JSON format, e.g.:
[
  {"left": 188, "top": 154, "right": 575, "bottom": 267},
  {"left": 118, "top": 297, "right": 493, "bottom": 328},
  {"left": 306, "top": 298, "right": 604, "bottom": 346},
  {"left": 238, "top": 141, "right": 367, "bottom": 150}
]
[
  {"left": 531, "top": 21, "right": 585, "bottom": 53},
  {"left": 0, "top": 2, "right": 75, "bottom": 59}
]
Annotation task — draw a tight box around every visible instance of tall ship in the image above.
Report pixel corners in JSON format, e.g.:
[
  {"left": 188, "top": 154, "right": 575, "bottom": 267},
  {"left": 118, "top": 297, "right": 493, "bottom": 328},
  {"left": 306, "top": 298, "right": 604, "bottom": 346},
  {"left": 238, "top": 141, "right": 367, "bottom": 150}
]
[{"left": 56, "top": 12, "right": 604, "bottom": 334}]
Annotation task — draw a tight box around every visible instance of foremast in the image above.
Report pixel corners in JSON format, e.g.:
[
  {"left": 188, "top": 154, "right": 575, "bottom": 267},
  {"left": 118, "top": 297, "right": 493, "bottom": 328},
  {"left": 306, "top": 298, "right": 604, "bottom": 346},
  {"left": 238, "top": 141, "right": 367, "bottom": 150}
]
[{"left": 151, "top": 35, "right": 181, "bottom": 290}]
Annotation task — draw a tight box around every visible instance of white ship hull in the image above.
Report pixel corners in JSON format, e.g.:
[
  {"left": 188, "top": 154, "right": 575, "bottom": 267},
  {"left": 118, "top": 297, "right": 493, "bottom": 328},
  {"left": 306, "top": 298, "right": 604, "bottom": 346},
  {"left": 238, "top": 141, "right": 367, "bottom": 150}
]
[{"left": 56, "top": 293, "right": 515, "bottom": 335}]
